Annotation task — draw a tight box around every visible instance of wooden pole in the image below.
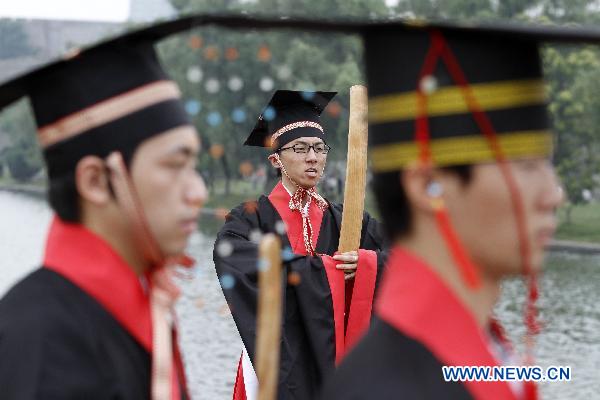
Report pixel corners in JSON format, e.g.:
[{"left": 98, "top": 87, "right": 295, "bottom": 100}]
[
  {"left": 256, "top": 233, "right": 283, "bottom": 400},
  {"left": 338, "top": 85, "right": 369, "bottom": 253}
]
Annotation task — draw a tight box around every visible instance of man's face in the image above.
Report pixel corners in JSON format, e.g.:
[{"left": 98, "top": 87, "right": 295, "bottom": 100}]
[
  {"left": 443, "top": 158, "right": 563, "bottom": 279},
  {"left": 276, "top": 137, "right": 328, "bottom": 189},
  {"left": 130, "top": 126, "right": 207, "bottom": 256}
]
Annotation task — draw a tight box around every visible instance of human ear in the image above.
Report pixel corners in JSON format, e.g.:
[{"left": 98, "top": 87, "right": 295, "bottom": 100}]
[
  {"left": 268, "top": 153, "right": 283, "bottom": 169},
  {"left": 401, "top": 167, "right": 444, "bottom": 214},
  {"left": 74, "top": 155, "right": 112, "bottom": 206}
]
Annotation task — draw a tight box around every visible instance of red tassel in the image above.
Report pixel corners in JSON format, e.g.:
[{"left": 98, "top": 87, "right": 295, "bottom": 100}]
[{"left": 433, "top": 203, "right": 481, "bottom": 289}]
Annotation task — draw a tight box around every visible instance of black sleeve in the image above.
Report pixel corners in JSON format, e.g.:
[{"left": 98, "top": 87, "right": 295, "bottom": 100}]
[
  {"left": 213, "top": 203, "right": 338, "bottom": 383},
  {"left": 0, "top": 305, "right": 110, "bottom": 399},
  {"left": 213, "top": 203, "right": 262, "bottom": 360}
]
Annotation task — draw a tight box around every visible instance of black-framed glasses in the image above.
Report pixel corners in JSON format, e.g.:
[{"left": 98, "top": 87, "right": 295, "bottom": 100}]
[{"left": 279, "top": 143, "right": 331, "bottom": 154}]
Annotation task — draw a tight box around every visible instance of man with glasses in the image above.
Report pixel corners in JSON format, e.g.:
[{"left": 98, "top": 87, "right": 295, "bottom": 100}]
[{"left": 214, "top": 90, "right": 387, "bottom": 400}]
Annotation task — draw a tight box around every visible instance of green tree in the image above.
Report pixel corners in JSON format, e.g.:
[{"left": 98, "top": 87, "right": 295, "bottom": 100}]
[{"left": 544, "top": 45, "right": 600, "bottom": 222}]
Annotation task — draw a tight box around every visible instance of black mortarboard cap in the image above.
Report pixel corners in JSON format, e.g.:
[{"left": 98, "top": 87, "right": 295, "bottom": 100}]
[
  {"left": 0, "top": 35, "right": 197, "bottom": 180},
  {"left": 363, "top": 23, "right": 565, "bottom": 172},
  {"left": 245, "top": 90, "right": 336, "bottom": 149}
]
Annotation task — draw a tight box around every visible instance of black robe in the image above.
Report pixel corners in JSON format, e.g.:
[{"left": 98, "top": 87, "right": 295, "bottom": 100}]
[
  {"left": 318, "top": 317, "right": 473, "bottom": 400},
  {"left": 214, "top": 184, "right": 387, "bottom": 400},
  {"left": 0, "top": 268, "right": 150, "bottom": 399}
]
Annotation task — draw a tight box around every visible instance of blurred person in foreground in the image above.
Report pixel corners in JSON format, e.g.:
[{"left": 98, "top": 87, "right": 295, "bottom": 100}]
[
  {"left": 0, "top": 27, "right": 207, "bottom": 399},
  {"left": 320, "top": 23, "right": 564, "bottom": 400}
]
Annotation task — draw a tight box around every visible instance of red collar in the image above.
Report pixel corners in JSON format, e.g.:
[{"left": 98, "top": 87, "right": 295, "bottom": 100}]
[
  {"left": 268, "top": 181, "right": 324, "bottom": 255},
  {"left": 43, "top": 216, "right": 152, "bottom": 353},
  {"left": 376, "top": 246, "right": 518, "bottom": 400}
]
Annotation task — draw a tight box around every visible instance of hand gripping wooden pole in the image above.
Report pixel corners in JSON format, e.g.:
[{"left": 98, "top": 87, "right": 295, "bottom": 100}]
[
  {"left": 338, "top": 85, "right": 369, "bottom": 253},
  {"left": 256, "top": 233, "right": 283, "bottom": 400}
]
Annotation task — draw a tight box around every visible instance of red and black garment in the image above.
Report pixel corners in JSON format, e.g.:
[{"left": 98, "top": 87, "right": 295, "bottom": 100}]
[
  {"left": 0, "top": 217, "right": 188, "bottom": 399},
  {"left": 0, "top": 17, "right": 199, "bottom": 400},
  {"left": 215, "top": 181, "right": 387, "bottom": 400},
  {"left": 321, "top": 20, "right": 567, "bottom": 400},
  {"left": 321, "top": 246, "right": 535, "bottom": 400}
]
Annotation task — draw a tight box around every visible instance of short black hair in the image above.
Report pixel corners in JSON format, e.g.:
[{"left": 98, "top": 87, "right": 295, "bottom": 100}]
[
  {"left": 372, "top": 165, "right": 472, "bottom": 240},
  {"left": 48, "top": 172, "right": 79, "bottom": 222},
  {"left": 47, "top": 152, "right": 134, "bottom": 222}
]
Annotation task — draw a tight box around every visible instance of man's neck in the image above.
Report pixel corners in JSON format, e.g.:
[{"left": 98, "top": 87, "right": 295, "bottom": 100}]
[
  {"left": 397, "top": 227, "right": 501, "bottom": 329},
  {"left": 82, "top": 214, "right": 149, "bottom": 276}
]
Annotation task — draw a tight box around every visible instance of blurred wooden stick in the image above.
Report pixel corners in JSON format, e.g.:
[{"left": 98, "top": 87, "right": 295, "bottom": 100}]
[
  {"left": 338, "top": 85, "right": 369, "bottom": 254},
  {"left": 256, "top": 234, "right": 283, "bottom": 400}
]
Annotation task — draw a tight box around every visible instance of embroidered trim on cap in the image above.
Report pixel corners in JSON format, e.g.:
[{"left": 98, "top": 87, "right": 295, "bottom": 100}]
[
  {"left": 38, "top": 80, "right": 181, "bottom": 148},
  {"left": 370, "top": 130, "right": 553, "bottom": 171},
  {"left": 271, "top": 121, "right": 323, "bottom": 145},
  {"left": 369, "top": 79, "right": 546, "bottom": 124}
]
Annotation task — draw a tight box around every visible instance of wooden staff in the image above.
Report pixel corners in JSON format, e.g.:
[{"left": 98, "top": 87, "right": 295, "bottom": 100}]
[
  {"left": 255, "top": 233, "right": 283, "bottom": 400},
  {"left": 338, "top": 85, "right": 369, "bottom": 253}
]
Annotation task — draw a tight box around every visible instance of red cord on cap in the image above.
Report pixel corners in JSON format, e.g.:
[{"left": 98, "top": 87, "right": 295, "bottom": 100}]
[{"left": 414, "top": 30, "right": 541, "bottom": 361}]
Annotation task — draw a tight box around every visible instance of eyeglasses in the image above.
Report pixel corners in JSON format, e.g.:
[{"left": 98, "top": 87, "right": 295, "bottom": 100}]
[{"left": 279, "top": 143, "right": 331, "bottom": 154}]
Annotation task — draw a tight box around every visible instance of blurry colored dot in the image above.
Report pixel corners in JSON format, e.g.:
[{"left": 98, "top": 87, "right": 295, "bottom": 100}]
[
  {"left": 288, "top": 271, "right": 302, "bottom": 286},
  {"left": 206, "top": 111, "right": 222, "bottom": 127},
  {"left": 301, "top": 91, "right": 316, "bottom": 101},
  {"left": 275, "top": 220, "right": 287, "bottom": 235},
  {"left": 257, "top": 45, "right": 271, "bottom": 62},
  {"left": 209, "top": 144, "right": 225, "bottom": 159},
  {"left": 185, "top": 100, "right": 201, "bottom": 115},
  {"left": 225, "top": 47, "right": 239, "bottom": 61},
  {"left": 215, "top": 207, "right": 229, "bottom": 219},
  {"left": 239, "top": 161, "right": 254, "bottom": 177},
  {"left": 277, "top": 65, "right": 292, "bottom": 80},
  {"left": 263, "top": 106, "right": 276, "bottom": 121},
  {"left": 188, "top": 35, "right": 203, "bottom": 49},
  {"left": 205, "top": 78, "right": 220, "bottom": 94},
  {"left": 219, "top": 304, "right": 232, "bottom": 316},
  {"left": 326, "top": 100, "right": 342, "bottom": 118},
  {"left": 228, "top": 76, "right": 244, "bottom": 92},
  {"left": 216, "top": 240, "right": 233, "bottom": 257},
  {"left": 420, "top": 75, "right": 438, "bottom": 94},
  {"left": 194, "top": 296, "right": 205, "bottom": 309},
  {"left": 249, "top": 229, "right": 263, "bottom": 244},
  {"left": 258, "top": 258, "right": 270, "bottom": 272},
  {"left": 244, "top": 201, "right": 258, "bottom": 214},
  {"left": 63, "top": 47, "right": 82, "bottom": 60},
  {"left": 265, "top": 137, "right": 276, "bottom": 148},
  {"left": 281, "top": 246, "right": 294, "bottom": 261},
  {"left": 186, "top": 66, "right": 203, "bottom": 83},
  {"left": 259, "top": 76, "right": 274, "bottom": 92},
  {"left": 220, "top": 274, "right": 236, "bottom": 289},
  {"left": 231, "top": 107, "right": 246, "bottom": 123},
  {"left": 204, "top": 46, "right": 219, "bottom": 61}
]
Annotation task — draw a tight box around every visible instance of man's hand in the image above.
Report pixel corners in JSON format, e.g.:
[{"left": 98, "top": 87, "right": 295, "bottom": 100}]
[{"left": 333, "top": 251, "right": 358, "bottom": 281}]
